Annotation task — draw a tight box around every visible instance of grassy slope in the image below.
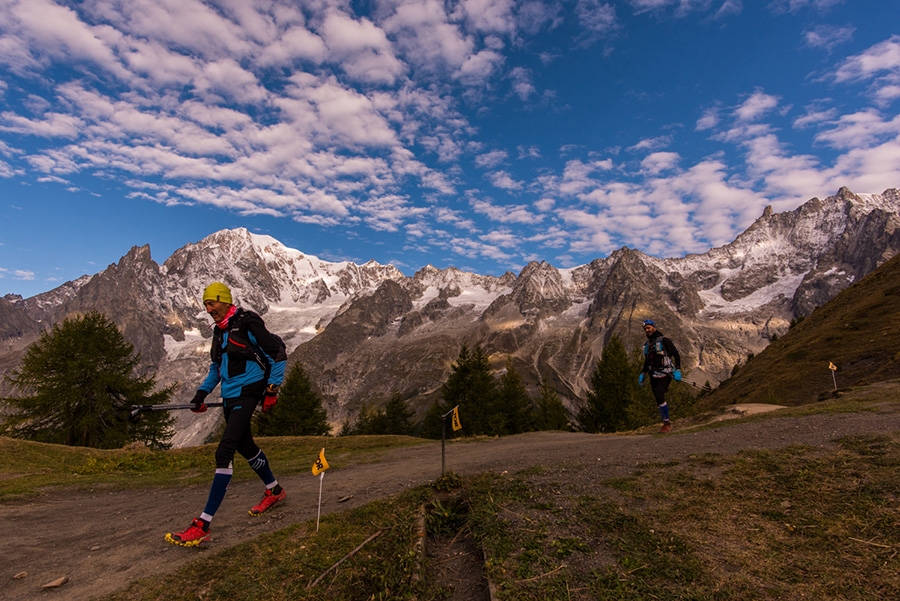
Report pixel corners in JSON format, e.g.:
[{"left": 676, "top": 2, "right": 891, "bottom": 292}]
[
  {"left": 696, "top": 253, "right": 900, "bottom": 410},
  {"left": 0, "top": 434, "right": 427, "bottom": 502}
]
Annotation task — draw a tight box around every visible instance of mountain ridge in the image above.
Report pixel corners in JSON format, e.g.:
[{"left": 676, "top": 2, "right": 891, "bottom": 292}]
[{"left": 1, "top": 186, "right": 898, "bottom": 445}]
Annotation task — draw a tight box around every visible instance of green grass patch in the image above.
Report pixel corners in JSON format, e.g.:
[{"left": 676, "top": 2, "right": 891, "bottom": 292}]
[{"left": 0, "top": 434, "right": 430, "bottom": 501}]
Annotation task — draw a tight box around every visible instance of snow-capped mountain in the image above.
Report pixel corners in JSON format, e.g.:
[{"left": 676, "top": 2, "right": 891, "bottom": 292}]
[{"left": 1, "top": 187, "right": 898, "bottom": 446}]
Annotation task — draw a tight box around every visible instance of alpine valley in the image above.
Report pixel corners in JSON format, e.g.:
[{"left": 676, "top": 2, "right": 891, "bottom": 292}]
[{"left": 1, "top": 187, "right": 899, "bottom": 447}]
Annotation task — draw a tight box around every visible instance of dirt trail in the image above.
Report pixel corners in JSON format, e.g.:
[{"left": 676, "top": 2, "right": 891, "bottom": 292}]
[{"left": 4, "top": 404, "right": 900, "bottom": 601}]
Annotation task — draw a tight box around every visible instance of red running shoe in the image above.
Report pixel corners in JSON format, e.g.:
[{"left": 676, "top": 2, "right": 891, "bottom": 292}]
[
  {"left": 659, "top": 422, "right": 672, "bottom": 434},
  {"left": 165, "top": 518, "right": 209, "bottom": 547},
  {"left": 249, "top": 488, "right": 286, "bottom": 516}
]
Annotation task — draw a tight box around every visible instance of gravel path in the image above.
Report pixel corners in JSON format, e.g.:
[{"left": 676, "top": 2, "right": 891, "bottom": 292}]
[{"left": 4, "top": 401, "right": 900, "bottom": 601}]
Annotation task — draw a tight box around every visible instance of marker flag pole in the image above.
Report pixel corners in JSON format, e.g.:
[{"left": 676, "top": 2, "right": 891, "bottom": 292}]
[
  {"left": 440, "top": 405, "right": 461, "bottom": 476},
  {"left": 311, "top": 448, "right": 330, "bottom": 532},
  {"left": 829, "top": 362, "right": 838, "bottom": 390},
  {"left": 316, "top": 472, "right": 324, "bottom": 532}
]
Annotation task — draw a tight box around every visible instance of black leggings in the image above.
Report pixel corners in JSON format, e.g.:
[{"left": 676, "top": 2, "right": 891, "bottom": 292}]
[
  {"left": 650, "top": 375, "right": 672, "bottom": 407},
  {"left": 215, "top": 395, "right": 261, "bottom": 469}
]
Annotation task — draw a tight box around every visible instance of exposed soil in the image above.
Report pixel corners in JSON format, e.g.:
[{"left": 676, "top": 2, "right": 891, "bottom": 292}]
[{"left": 4, "top": 398, "right": 900, "bottom": 601}]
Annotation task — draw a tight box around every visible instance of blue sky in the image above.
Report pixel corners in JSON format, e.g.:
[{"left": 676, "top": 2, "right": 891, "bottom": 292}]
[{"left": 1, "top": 0, "right": 898, "bottom": 299}]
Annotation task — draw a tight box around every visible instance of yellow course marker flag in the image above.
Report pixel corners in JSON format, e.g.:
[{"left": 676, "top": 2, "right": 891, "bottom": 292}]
[
  {"left": 829, "top": 362, "right": 837, "bottom": 371},
  {"left": 312, "top": 447, "right": 329, "bottom": 476},
  {"left": 451, "top": 406, "right": 462, "bottom": 432}
]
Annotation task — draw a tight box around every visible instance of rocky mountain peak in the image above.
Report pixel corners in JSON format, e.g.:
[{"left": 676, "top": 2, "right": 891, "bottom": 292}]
[{"left": 1, "top": 187, "right": 899, "bottom": 444}]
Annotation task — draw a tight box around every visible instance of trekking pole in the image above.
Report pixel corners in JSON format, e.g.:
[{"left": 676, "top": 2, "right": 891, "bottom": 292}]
[{"left": 130, "top": 402, "right": 224, "bottom": 419}]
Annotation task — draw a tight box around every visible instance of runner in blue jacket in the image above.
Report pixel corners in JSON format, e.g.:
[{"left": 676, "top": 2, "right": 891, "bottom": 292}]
[
  {"left": 166, "top": 281, "right": 288, "bottom": 547},
  {"left": 639, "top": 319, "right": 682, "bottom": 434}
]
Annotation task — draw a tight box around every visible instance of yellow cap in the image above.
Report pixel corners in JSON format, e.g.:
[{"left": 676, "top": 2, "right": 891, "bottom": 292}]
[{"left": 202, "top": 282, "right": 233, "bottom": 304}]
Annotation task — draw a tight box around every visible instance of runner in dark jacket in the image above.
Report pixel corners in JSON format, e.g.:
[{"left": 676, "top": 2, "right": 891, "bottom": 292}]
[
  {"left": 639, "top": 319, "right": 682, "bottom": 434},
  {"left": 166, "top": 281, "right": 288, "bottom": 547}
]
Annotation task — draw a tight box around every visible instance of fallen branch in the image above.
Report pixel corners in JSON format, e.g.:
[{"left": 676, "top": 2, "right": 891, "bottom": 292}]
[
  {"left": 517, "top": 564, "right": 565, "bottom": 583},
  {"left": 849, "top": 537, "right": 892, "bottom": 549},
  {"left": 307, "top": 530, "right": 384, "bottom": 589}
]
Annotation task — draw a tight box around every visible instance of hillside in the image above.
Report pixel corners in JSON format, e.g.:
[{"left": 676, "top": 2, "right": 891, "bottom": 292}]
[
  {"left": 697, "top": 252, "right": 900, "bottom": 410},
  {"left": 4, "top": 392, "right": 900, "bottom": 601}
]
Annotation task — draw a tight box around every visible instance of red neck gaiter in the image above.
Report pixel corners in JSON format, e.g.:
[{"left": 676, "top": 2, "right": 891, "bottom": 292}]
[{"left": 217, "top": 305, "right": 239, "bottom": 329}]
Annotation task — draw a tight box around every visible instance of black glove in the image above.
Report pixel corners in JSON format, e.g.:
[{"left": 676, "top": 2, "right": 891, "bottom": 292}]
[
  {"left": 190, "top": 390, "right": 209, "bottom": 413},
  {"left": 263, "top": 384, "right": 279, "bottom": 413}
]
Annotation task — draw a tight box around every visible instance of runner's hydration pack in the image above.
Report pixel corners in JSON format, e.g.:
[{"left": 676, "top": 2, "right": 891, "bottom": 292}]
[
  {"left": 213, "top": 310, "right": 285, "bottom": 380},
  {"left": 643, "top": 337, "right": 674, "bottom": 376}
]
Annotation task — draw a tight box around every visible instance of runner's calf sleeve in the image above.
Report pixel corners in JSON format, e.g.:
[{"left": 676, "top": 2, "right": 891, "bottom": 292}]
[
  {"left": 658, "top": 402, "right": 670, "bottom": 422},
  {"left": 202, "top": 467, "right": 233, "bottom": 519},
  {"left": 248, "top": 450, "right": 276, "bottom": 487}
]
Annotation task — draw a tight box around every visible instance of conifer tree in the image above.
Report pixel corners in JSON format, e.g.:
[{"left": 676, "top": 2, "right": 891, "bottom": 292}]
[
  {"left": 1, "top": 312, "right": 174, "bottom": 449},
  {"left": 440, "top": 344, "right": 497, "bottom": 436},
  {"left": 339, "top": 392, "right": 415, "bottom": 436},
  {"left": 534, "top": 382, "right": 571, "bottom": 431},
  {"left": 496, "top": 359, "right": 534, "bottom": 434},
  {"left": 382, "top": 392, "right": 415, "bottom": 435},
  {"left": 419, "top": 400, "right": 446, "bottom": 440},
  {"left": 577, "top": 334, "right": 635, "bottom": 433},
  {"left": 256, "top": 361, "right": 330, "bottom": 436}
]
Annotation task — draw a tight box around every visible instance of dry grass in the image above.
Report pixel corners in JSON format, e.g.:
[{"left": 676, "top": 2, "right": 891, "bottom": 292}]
[{"left": 465, "top": 432, "right": 900, "bottom": 600}]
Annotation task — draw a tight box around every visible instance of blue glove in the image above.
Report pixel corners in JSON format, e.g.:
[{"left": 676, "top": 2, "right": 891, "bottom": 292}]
[
  {"left": 673, "top": 370, "right": 682, "bottom": 382},
  {"left": 638, "top": 373, "right": 645, "bottom": 386}
]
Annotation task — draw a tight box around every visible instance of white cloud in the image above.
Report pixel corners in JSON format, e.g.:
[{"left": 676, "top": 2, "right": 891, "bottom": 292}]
[
  {"left": 517, "top": 145, "right": 541, "bottom": 159},
  {"left": 641, "top": 151, "right": 680, "bottom": 174},
  {"left": 695, "top": 107, "right": 720, "bottom": 131},
  {"left": 0, "top": 0, "right": 128, "bottom": 77},
  {"left": 803, "top": 24, "right": 854, "bottom": 52},
  {"left": 628, "top": 135, "right": 672, "bottom": 152},
  {"left": 475, "top": 149, "right": 508, "bottom": 168},
  {"left": 734, "top": 89, "right": 780, "bottom": 122},
  {"left": 455, "top": 0, "right": 517, "bottom": 35},
  {"left": 455, "top": 48, "right": 505, "bottom": 85},
  {"left": 0, "top": 111, "right": 83, "bottom": 138},
  {"left": 792, "top": 105, "right": 838, "bottom": 129},
  {"left": 834, "top": 36, "right": 900, "bottom": 83},
  {"left": 320, "top": 11, "right": 406, "bottom": 85},
  {"left": 471, "top": 197, "right": 539, "bottom": 223},
  {"left": 509, "top": 66, "right": 536, "bottom": 101},
  {"left": 379, "top": 0, "right": 474, "bottom": 74},
  {"left": 575, "top": 0, "right": 617, "bottom": 36},
  {"left": 256, "top": 25, "right": 328, "bottom": 67},
  {"left": 486, "top": 170, "right": 524, "bottom": 190},
  {"left": 813, "top": 110, "right": 900, "bottom": 150}
]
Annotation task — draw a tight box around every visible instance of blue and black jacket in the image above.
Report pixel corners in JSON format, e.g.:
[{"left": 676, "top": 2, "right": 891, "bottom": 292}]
[
  {"left": 642, "top": 330, "right": 682, "bottom": 378},
  {"left": 199, "top": 308, "right": 287, "bottom": 402}
]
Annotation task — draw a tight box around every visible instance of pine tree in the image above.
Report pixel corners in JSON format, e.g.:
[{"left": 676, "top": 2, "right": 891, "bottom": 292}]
[
  {"left": 496, "top": 359, "right": 534, "bottom": 434},
  {"left": 577, "top": 334, "right": 635, "bottom": 433},
  {"left": 256, "top": 362, "right": 330, "bottom": 436},
  {"left": 1, "top": 312, "right": 174, "bottom": 449},
  {"left": 440, "top": 345, "right": 497, "bottom": 436},
  {"left": 419, "top": 400, "right": 446, "bottom": 440},
  {"left": 382, "top": 392, "right": 415, "bottom": 435},
  {"left": 340, "top": 392, "right": 415, "bottom": 436},
  {"left": 534, "top": 382, "right": 570, "bottom": 431}
]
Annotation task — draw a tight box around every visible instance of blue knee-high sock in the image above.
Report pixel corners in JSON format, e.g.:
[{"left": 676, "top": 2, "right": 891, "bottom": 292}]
[
  {"left": 248, "top": 450, "right": 276, "bottom": 487},
  {"left": 658, "top": 402, "right": 670, "bottom": 422},
  {"left": 201, "top": 467, "right": 233, "bottom": 521}
]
